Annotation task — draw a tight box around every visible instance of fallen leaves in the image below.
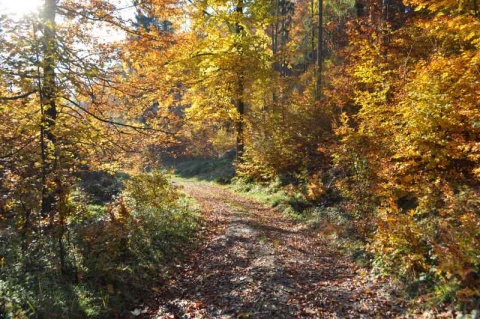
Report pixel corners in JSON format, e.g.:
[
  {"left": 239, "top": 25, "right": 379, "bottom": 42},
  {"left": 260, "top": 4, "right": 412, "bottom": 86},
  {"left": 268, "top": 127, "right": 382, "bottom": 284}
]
[{"left": 143, "top": 180, "right": 408, "bottom": 318}]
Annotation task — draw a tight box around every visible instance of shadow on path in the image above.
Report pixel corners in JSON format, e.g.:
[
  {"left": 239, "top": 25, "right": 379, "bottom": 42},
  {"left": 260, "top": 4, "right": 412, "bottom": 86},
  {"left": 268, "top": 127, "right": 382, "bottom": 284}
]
[{"left": 143, "top": 180, "right": 407, "bottom": 319}]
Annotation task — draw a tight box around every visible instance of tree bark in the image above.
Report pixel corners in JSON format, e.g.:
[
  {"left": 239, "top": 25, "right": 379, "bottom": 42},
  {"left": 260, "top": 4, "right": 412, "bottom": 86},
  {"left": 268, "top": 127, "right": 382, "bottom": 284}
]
[
  {"left": 315, "top": 0, "right": 323, "bottom": 100},
  {"left": 311, "top": 0, "right": 315, "bottom": 64},
  {"left": 235, "top": 0, "right": 245, "bottom": 161},
  {"left": 272, "top": 0, "right": 279, "bottom": 106},
  {"left": 273, "top": 0, "right": 280, "bottom": 72},
  {"left": 235, "top": 80, "right": 245, "bottom": 161},
  {"left": 40, "top": 0, "right": 58, "bottom": 218}
]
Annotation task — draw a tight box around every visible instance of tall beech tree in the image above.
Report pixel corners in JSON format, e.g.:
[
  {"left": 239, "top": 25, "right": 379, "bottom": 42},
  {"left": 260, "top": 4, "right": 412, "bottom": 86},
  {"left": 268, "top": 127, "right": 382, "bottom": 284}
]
[
  {"left": 178, "top": 0, "right": 272, "bottom": 161},
  {"left": 315, "top": 0, "right": 323, "bottom": 98},
  {"left": 40, "top": 0, "right": 58, "bottom": 218},
  {"left": 0, "top": 0, "right": 178, "bottom": 270}
]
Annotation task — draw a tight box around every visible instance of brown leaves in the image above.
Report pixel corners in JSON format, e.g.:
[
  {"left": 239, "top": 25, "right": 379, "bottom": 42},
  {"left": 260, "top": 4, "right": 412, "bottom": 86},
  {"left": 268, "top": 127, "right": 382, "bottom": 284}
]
[{"left": 145, "top": 180, "right": 407, "bottom": 318}]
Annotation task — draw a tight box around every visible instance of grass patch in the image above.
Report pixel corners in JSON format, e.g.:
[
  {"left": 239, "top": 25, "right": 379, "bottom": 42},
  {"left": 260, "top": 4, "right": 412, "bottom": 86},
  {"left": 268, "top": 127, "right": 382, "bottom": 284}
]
[
  {"left": 227, "top": 177, "right": 309, "bottom": 217},
  {"left": 174, "top": 158, "right": 235, "bottom": 183}
]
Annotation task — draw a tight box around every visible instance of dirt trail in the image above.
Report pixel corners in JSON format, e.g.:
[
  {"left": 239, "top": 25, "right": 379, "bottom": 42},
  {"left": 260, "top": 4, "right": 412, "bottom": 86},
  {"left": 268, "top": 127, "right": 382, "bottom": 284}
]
[{"left": 145, "top": 179, "right": 407, "bottom": 318}]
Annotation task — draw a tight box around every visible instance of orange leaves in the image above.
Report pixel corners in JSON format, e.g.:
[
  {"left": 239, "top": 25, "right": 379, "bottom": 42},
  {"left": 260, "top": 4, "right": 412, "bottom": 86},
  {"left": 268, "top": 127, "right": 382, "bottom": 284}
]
[
  {"left": 306, "top": 174, "right": 326, "bottom": 201},
  {"left": 330, "top": 0, "right": 480, "bottom": 305},
  {"left": 395, "top": 50, "right": 480, "bottom": 184},
  {"left": 407, "top": 0, "right": 475, "bottom": 14}
]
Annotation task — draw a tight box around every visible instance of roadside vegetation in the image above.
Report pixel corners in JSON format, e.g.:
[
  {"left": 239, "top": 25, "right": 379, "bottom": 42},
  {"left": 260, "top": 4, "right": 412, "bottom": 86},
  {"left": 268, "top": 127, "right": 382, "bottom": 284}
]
[
  {"left": 173, "top": 154, "right": 480, "bottom": 316},
  {"left": 0, "top": 171, "right": 200, "bottom": 318}
]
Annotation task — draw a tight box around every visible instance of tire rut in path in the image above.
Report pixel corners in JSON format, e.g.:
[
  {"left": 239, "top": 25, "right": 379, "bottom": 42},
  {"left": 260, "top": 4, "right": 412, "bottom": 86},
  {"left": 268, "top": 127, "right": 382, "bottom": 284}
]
[{"left": 148, "top": 180, "right": 406, "bottom": 318}]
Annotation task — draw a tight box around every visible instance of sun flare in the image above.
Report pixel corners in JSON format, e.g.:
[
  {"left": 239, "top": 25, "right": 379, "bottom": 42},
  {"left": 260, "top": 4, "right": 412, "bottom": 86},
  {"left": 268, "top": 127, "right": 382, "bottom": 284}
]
[{"left": 0, "top": 0, "right": 43, "bottom": 16}]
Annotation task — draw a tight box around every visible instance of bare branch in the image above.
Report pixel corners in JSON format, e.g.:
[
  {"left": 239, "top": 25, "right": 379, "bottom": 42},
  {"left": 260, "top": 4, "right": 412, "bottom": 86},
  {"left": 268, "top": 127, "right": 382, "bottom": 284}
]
[
  {"left": 0, "top": 135, "right": 39, "bottom": 159},
  {"left": 0, "top": 90, "right": 38, "bottom": 101},
  {"left": 62, "top": 96, "right": 177, "bottom": 135}
]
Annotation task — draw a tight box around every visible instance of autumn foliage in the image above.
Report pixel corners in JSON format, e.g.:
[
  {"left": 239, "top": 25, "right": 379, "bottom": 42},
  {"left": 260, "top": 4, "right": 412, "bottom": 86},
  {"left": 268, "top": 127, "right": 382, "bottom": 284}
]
[
  {"left": 331, "top": 0, "right": 480, "bottom": 305},
  {"left": 1, "top": 0, "right": 479, "bottom": 316}
]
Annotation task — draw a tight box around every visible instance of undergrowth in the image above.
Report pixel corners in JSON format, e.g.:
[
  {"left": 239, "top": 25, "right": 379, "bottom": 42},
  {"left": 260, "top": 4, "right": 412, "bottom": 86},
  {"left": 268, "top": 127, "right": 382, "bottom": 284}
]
[
  {"left": 229, "top": 176, "right": 310, "bottom": 217},
  {"left": 174, "top": 157, "right": 235, "bottom": 183},
  {"left": 0, "top": 171, "right": 201, "bottom": 318},
  {"left": 174, "top": 164, "right": 480, "bottom": 315}
]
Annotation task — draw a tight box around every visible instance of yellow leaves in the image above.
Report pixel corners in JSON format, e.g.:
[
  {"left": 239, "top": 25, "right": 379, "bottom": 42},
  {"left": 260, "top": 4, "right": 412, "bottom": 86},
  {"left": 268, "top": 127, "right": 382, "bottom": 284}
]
[
  {"left": 388, "top": 200, "right": 399, "bottom": 213},
  {"left": 390, "top": 46, "right": 480, "bottom": 180},
  {"left": 179, "top": 0, "right": 273, "bottom": 144},
  {"left": 373, "top": 208, "right": 431, "bottom": 275},
  {"left": 306, "top": 174, "right": 326, "bottom": 201},
  {"left": 334, "top": 113, "right": 351, "bottom": 136},
  {"left": 353, "top": 64, "right": 383, "bottom": 85},
  {"left": 339, "top": 0, "right": 480, "bottom": 286},
  {"left": 98, "top": 162, "right": 121, "bottom": 174},
  {"left": 473, "top": 167, "right": 480, "bottom": 178},
  {"left": 422, "top": 15, "right": 480, "bottom": 50},
  {"left": 412, "top": 2, "right": 428, "bottom": 11},
  {"left": 227, "top": 107, "right": 240, "bottom": 121},
  {"left": 409, "top": 0, "right": 471, "bottom": 14}
]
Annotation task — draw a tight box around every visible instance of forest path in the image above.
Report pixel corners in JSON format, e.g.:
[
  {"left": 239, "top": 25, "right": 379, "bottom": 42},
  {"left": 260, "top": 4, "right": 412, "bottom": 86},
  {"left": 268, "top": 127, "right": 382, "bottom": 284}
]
[{"left": 145, "top": 179, "right": 406, "bottom": 318}]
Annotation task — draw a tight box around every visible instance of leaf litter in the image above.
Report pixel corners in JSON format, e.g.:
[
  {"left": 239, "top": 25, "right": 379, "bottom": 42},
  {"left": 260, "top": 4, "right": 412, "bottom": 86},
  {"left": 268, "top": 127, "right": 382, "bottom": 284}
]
[{"left": 137, "top": 180, "right": 412, "bottom": 318}]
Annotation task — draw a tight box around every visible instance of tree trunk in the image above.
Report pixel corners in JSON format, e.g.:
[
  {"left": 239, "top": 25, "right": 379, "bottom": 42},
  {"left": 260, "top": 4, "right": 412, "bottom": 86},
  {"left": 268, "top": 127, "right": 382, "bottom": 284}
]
[
  {"left": 272, "top": 0, "right": 280, "bottom": 105},
  {"left": 40, "top": 0, "right": 58, "bottom": 218},
  {"left": 311, "top": 0, "right": 315, "bottom": 64},
  {"left": 273, "top": 0, "right": 280, "bottom": 73},
  {"left": 315, "top": 0, "right": 323, "bottom": 99},
  {"left": 235, "top": 0, "right": 245, "bottom": 161},
  {"left": 235, "top": 81, "right": 245, "bottom": 161}
]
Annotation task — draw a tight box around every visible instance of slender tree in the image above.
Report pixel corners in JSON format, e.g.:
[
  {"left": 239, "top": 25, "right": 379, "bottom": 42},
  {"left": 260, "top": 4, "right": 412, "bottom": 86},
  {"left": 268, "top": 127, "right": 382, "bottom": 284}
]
[
  {"left": 40, "top": 0, "right": 58, "bottom": 218},
  {"left": 315, "top": 0, "right": 323, "bottom": 99},
  {"left": 178, "top": 0, "right": 272, "bottom": 162},
  {"left": 234, "top": 0, "right": 246, "bottom": 160},
  {"left": 0, "top": 0, "right": 178, "bottom": 270}
]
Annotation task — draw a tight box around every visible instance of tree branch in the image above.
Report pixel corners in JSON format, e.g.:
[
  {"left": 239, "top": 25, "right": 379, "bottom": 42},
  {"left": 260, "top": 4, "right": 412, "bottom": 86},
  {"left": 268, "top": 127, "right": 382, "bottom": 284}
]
[
  {"left": 62, "top": 96, "right": 176, "bottom": 135},
  {"left": 0, "top": 135, "right": 39, "bottom": 159},
  {"left": 0, "top": 90, "right": 38, "bottom": 101}
]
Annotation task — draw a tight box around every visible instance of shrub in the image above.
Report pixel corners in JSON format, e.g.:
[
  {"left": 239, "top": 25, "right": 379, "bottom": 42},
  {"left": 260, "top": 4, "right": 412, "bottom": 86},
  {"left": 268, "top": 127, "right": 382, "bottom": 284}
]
[
  {"left": 78, "top": 171, "right": 200, "bottom": 308},
  {"left": 372, "top": 187, "right": 480, "bottom": 307},
  {"left": 0, "top": 170, "right": 200, "bottom": 318}
]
